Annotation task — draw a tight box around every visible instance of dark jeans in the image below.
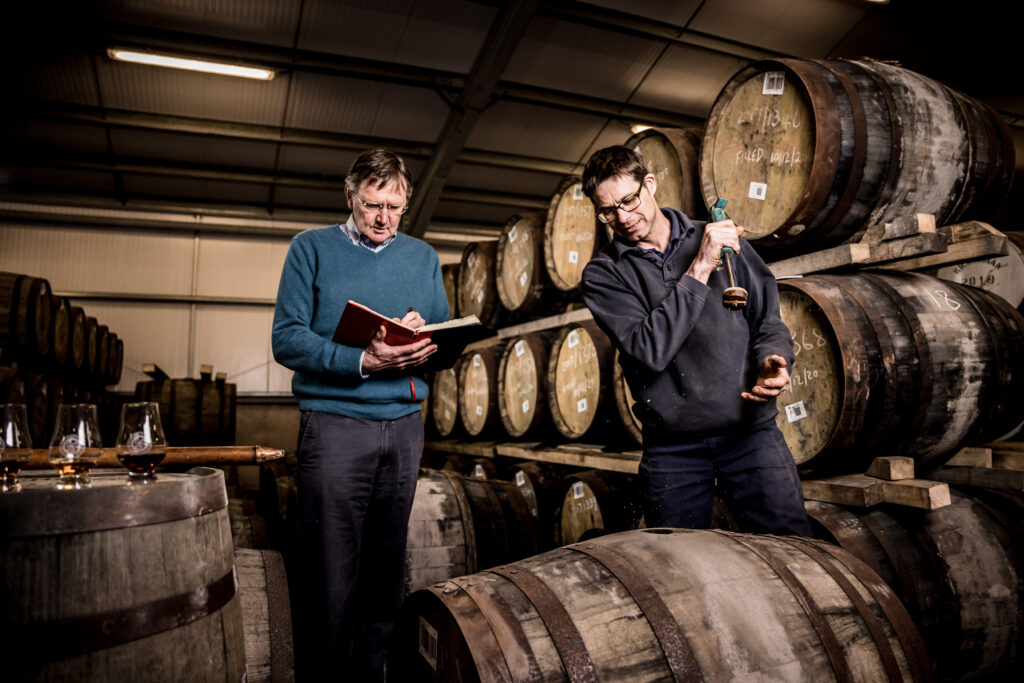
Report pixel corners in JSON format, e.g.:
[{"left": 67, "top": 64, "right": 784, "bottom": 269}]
[
  {"left": 293, "top": 410, "right": 423, "bottom": 682},
  {"left": 639, "top": 420, "right": 811, "bottom": 536}
]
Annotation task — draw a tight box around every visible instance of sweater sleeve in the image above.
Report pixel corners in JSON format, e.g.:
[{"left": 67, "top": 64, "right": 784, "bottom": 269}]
[
  {"left": 581, "top": 259, "right": 711, "bottom": 374},
  {"left": 743, "top": 248, "right": 796, "bottom": 369},
  {"left": 271, "top": 235, "right": 365, "bottom": 380}
]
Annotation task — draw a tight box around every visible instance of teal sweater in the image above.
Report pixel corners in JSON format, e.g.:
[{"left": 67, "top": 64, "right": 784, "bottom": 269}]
[{"left": 271, "top": 225, "right": 450, "bottom": 420}]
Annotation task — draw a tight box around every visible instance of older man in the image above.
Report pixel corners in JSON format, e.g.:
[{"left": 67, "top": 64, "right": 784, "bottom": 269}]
[
  {"left": 272, "top": 148, "right": 449, "bottom": 681},
  {"left": 580, "top": 145, "right": 810, "bottom": 536}
]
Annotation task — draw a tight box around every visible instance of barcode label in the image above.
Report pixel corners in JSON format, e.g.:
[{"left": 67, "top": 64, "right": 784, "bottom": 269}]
[
  {"left": 567, "top": 330, "right": 579, "bottom": 347},
  {"left": 475, "top": 405, "right": 483, "bottom": 416},
  {"left": 473, "top": 354, "right": 481, "bottom": 367},
  {"left": 576, "top": 398, "right": 588, "bottom": 413},
  {"left": 572, "top": 184, "right": 584, "bottom": 201},
  {"left": 474, "top": 464, "right": 484, "bottom": 477},
  {"left": 520, "top": 271, "right": 528, "bottom": 287},
  {"left": 763, "top": 71, "right": 785, "bottom": 95},
  {"left": 572, "top": 481, "right": 585, "bottom": 499},
  {"left": 749, "top": 182, "right": 768, "bottom": 200},
  {"left": 522, "top": 399, "right": 530, "bottom": 413},
  {"left": 418, "top": 616, "right": 438, "bottom": 670},
  {"left": 568, "top": 251, "right": 579, "bottom": 264},
  {"left": 515, "top": 340, "right": 525, "bottom": 356},
  {"left": 508, "top": 225, "right": 518, "bottom": 242},
  {"left": 515, "top": 471, "right": 526, "bottom": 486},
  {"left": 785, "top": 401, "right": 807, "bottom": 423}
]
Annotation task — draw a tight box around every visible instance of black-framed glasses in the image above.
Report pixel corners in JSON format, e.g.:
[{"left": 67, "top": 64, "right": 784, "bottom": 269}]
[
  {"left": 596, "top": 183, "right": 643, "bottom": 223},
  {"left": 356, "top": 195, "right": 408, "bottom": 217}
]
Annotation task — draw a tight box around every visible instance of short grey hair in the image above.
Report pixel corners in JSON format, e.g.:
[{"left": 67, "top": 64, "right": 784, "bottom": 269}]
[{"left": 345, "top": 148, "right": 413, "bottom": 201}]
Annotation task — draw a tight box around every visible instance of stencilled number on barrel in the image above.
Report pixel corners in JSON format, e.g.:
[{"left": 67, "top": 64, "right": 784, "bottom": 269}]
[
  {"left": 794, "top": 328, "right": 828, "bottom": 356},
  {"left": 923, "top": 288, "right": 961, "bottom": 311}
]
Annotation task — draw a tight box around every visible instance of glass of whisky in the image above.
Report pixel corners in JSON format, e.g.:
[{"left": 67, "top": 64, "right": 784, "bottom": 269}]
[
  {"left": 48, "top": 404, "right": 103, "bottom": 488},
  {"left": 115, "top": 402, "right": 167, "bottom": 482},
  {"left": 1, "top": 404, "right": 33, "bottom": 491}
]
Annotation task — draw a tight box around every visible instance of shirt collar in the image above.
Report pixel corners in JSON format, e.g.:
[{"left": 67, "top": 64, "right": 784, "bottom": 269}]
[
  {"left": 342, "top": 214, "right": 396, "bottom": 252},
  {"left": 609, "top": 208, "right": 693, "bottom": 258}
]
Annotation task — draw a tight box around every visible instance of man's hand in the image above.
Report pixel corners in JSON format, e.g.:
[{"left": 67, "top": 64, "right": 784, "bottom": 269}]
[
  {"left": 687, "top": 219, "right": 744, "bottom": 283},
  {"left": 741, "top": 354, "right": 790, "bottom": 403},
  {"left": 361, "top": 324, "right": 436, "bottom": 375},
  {"left": 395, "top": 309, "right": 426, "bottom": 329}
]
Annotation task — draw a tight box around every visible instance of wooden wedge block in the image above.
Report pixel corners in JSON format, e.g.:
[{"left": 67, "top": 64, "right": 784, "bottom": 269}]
[
  {"left": 879, "top": 479, "right": 951, "bottom": 509},
  {"left": 801, "top": 475, "right": 883, "bottom": 507},
  {"left": 200, "top": 363, "right": 214, "bottom": 382},
  {"left": 866, "top": 456, "right": 915, "bottom": 481},
  {"left": 926, "top": 466, "right": 1024, "bottom": 491},
  {"left": 944, "top": 447, "right": 993, "bottom": 468},
  {"left": 142, "top": 363, "right": 169, "bottom": 381}
]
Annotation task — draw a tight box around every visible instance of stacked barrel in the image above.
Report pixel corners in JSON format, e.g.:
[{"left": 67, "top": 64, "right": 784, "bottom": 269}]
[
  {"left": 134, "top": 364, "right": 237, "bottom": 446},
  {"left": 0, "top": 271, "right": 124, "bottom": 445}
]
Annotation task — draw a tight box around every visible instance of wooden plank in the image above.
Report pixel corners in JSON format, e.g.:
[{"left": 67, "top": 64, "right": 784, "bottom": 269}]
[
  {"left": 986, "top": 440, "right": 1024, "bottom": 452},
  {"left": 863, "top": 232, "right": 948, "bottom": 266},
  {"left": 993, "top": 451, "right": 1024, "bottom": 471},
  {"left": 495, "top": 307, "right": 593, "bottom": 339},
  {"left": 879, "top": 479, "right": 950, "bottom": 509},
  {"left": 424, "top": 439, "right": 498, "bottom": 458},
  {"left": 801, "top": 475, "right": 883, "bottom": 507},
  {"left": 495, "top": 443, "right": 640, "bottom": 474},
  {"left": 865, "top": 456, "right": 915, "bottom": 481},
  {"left": 858, "top": 213, "right": 936, "bottom": 244},
  {"left": 888, "top": 221, "right": 1008, "bottom": 272},
  {"left": 926, "top": 466, "right": 1024, "bottom": 490},
  {"left": 944, "top": 447, "right": 993, "bottom": 468},
  {"left": 769, "top": 243, "right": 871, "bottom": 278}
]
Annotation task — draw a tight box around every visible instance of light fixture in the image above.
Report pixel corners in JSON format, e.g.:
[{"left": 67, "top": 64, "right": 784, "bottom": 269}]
[
  {"left": 107, "top": 48, "right": 276, "bottom": 80},
  {"left": 630, "top": 124, "right": 652, "bottom": 134}
]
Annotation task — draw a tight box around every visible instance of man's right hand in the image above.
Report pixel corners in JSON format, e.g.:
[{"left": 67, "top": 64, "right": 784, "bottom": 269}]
[{"left": 361, "top": 324, "right": 437, "bottom": 375}]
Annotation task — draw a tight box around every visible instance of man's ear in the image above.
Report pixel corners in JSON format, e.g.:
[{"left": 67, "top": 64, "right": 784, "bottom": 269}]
[
  {"left": 344, "top": 186, "right": 353, "bottom": 210},
  {"left": 645, "top": 173, "right": 658, "bottom": 197}
]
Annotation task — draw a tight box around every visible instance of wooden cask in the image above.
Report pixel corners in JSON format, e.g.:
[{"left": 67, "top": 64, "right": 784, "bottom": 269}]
[
  {"left": 497, "top": 332, "right": 555, "bottom": 439},
  {"left": 623, "top": 126, "right": 704, "bottom": 220},
  {"left": 457, "top": 240, "right": 504, "bottom": 330},
  {"left": 391, "top": 527, "right": 931, "bottom": 682},
  {"left": 229, "top": 497, "right": 270, "bottom": 550},
  {"left": 557, "top": 469, "right": 643, "bottom": 545},
  {"left": 96, "top": 323, "right": 110, "bottom": 383},
  {"left": 0, "top": 468, "right": 247, "bottom": 681},
  {"left": 495, "top": 212, "right": 553, "bottom": 315},
  {"left": 611, "top": 349, "right": 643, "bottom": 447},
  {"left": 0, "top": 272, "right": 18, "bottom": 348},
  {"left": 429, "top": 364, "right": 462, "bottom": 438},
  {"left": 777, "top": 270, "right": 1024, "bottom": 473},
  {"left": 21, "top": 372, "right": 49, "bottom": 446},
  {"left": 84, "top": 315, "right": 99, "bottom": 378},
  {"left": 510, "top": 460, "right": 568, "bottom": 550},
  {"left": 545, "top": 320, "right": 615, "bottom": 441},
  {"left": 234, "top": 548, "right": 295, "bottom": 683},
  {"left": 0, "top": 273, "right": 52, "bottom": 362},
  {"left": 807, "top": 490, "right": 1022, "bottom": 680},
  {"left": 457, "top": 344, "right": 504, "bottom": 439},
  {"left": 68, "top": 305, "right": 87, "bottom": 371},
  {"left": 699, "top": 59, "right": 1014, "bottom": 253},
  {"left": 934, "top": 230, "right": 1024, "bottom": 313},
  {"left": 542, "top": 175, "right": 601, "bottom": 293},
  {"left": 0, "top": 366, "right": 25, "bottom": 404},
  {"left": 404, "top": 469, "right": 538, "bottom": 595},
  {"left": 440, "top": 262, "right": 459, "bottom": 320},
  {"left": 49, "top": 295, "right": 71, "bottom": 367}
]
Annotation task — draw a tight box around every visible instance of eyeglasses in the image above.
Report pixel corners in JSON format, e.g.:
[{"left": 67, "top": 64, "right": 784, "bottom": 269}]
[
  {"left": 355, "top": 195, "right": 409, "bottom": 217},
  {"left": 596, "top": 183, "right": 643, "bottom": 223}
]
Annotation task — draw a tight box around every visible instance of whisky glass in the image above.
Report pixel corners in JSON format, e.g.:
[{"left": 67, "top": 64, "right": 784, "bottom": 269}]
[
  {"left": 115, "top": 402, "right": 167, "bottom": 482},
  {"left": 48, "top": 404, "right": 102, "bottom": 488},
  {"left": 1, "top": 404, "right": 33, "bottom": 491}
]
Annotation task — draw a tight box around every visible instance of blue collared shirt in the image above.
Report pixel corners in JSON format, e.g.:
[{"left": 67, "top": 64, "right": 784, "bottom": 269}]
[{"left": 341, "top": 214, "right": 397, "bottom": 252}]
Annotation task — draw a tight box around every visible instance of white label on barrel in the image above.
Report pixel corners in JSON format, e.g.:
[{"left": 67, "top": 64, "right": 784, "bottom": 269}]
[
  {"left": 785, "top": 400, "right": 807, "bottom": 423},
  {"left": 474, "top": 464, "right": 484, "bottom": 477},
  {"left": 763, "top": 71, "right": 785, "bottom": 95},
  {"left": 577, "top": 398, "right": 587, "bottom": 413},
  {"left": 515, "top": 471, "right": 526, "bottom": 486},
  {"left": 572, "top": 481, "right": 585, "bottom": 499},
  {"left": 476, "top": 290, "right": 483, "bottom": 303},
  {"left": 572, "top": 183, "right": 584, "bottom": 200},
  {"left": 515, "top": 340, "right": 525, "bottom": 356},
  {"left": 473, "top": 354, "right": 481, "bottom": 367},
  {"left": 444, "top": 409, "right": 451, "bottom": 421},
  {"left": 568, "top": 330, "right": 579, "bottom": 347},
  {"left": 520, "top": 271, "right": 528, "bottom": 287},
  {"left": 475, "top": 405, "right": 483, "bottom": 416},
  {"left": 508, "top": 224, "right": 518, "bottom": 242},
  {"left": 418, "top": 616, "right": 438, "bottom": 670},
  {"left": 749, "top": 182, "right": 767, "bottom": 200},
  {"left": 569, "top": 251, "right": 579, "bottom": 263},
  {"left": 522, "top": 399, "right": 530, "bottom": 413}
]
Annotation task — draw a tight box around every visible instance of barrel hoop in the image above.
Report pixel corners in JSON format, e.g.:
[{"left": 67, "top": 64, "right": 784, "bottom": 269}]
[
  {"left": 713, "top": 531, "right": 851, "bottom": 683},
  {"left": 808, "top": 503, "right": 890, "bottom": 585},
  {"left": 435, "top": 580, "right": 515, "bottom": 682},
  {"left": 14, "top": 566, "right": 237, "bottom": 661},
  {"left": 777, "top": 536, "right": 904, "bottom": 682},
  {"left": 0, "top": 468, "right": 229, "bottom": 537},
  {"left": 790, "top": 536, "right": 935, "bottom": 683},
  {"left": 439, "top": 470, "right": 478, "bottom": 574},
  {"left": 856, "top": 511, "right": 922, "bottom": 611},
  {"left": 568, "top": 542, "right": 702, "bottom": 682},
  {"left": 261, "top": 549, "right": 294, "bottom": 683},
  {"left": 488, "top": 564, "right": 598, "bottom": 683},
  {"left": 453, "top": 575, "right": 542, "bottom": 683}
]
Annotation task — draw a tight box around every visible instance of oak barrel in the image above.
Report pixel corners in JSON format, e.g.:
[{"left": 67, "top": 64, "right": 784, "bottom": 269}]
[
  {"left": 457, "top": 240, "right": 504, "bottom": 330},
  {"left": 495, "top": 212, "right": 553, "bottom": 315},
  {"left": 807, "top": 490, "right": 1022, "bottom": 680},
  {"left": 404, "top": 469, "right": 538, "bottom": 595},
  {"left": 49, "top": 295, "right": 71, "bottom": 367},
  {"left": 934, "top": 230, "right": 1024, "bottom": 313},
  {"left": 457, "top": 344, "right": 504, "bottom": 438},
  {"left": 542, "top": 175, "right": 601, "bottom": 292},
  {"left": 441, "top": 262, "right": 459, "bottom": 319},
  {"left": 0, "top": 272, "right": 53, "bottom": 361},
  {"left": 96, "top": 323, "right": 110, "bottom": 382},
  {"left": 557, "top": 469, "right": 643, "bottom": 545},
  {"left": 497, "top": 332, "right": 555, "bottom": 439},
  {"left": 510, "top": 460, "right": 568, "bottom": 550},
  {"left": 84, "top": 315, "right": 99, "bottom": 377},
  {"left": 234, "top": 547, "right": 295, "bottom": 683},
  {"left": 390, "top": 527, "right": 932, "bottom": 682},
  {"left": 623, "top": 126, "right": 704, "bottom": 220},
  {"left": 776, "top": 270, "right": 1024, "bottom": 472},
  {"left": 0, "top": 467, "right": 246, "bottom": 681},
  {"left": 68, "top": 305, "right": 87, "bottom": 371},
  {"left": 699, "top": 59, "right": 1015, "bottom": 253},
  {"left": 611, "top": 349, "right": 643, "bottom": 447},
  {"left": 429, "top": 364, "right": 462, "bottom": 438},
  {"left": 546, "top": 320, "right": 615, "bottom": 441}
]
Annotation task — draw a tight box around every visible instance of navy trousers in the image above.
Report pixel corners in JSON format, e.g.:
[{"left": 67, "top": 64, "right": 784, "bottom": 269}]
[
  {"left": 292, "top": 410, "right": 422, "bottom": 682},
  {"left": 639, "top": 420, "right": 811, "bottom": 535}
]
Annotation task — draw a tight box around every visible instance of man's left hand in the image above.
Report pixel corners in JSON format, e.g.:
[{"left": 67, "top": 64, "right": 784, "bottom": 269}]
[{"left": 741, "top": 354, "right": 790, "bottom": 403}]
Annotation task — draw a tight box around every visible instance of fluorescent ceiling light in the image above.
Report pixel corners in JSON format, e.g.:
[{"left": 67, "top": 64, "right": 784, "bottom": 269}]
[
  {"left": 107, "top": 48, "right": 276, "bottom": 80},
  {"left": 630, "top": 124, "right": 652, "bottom": 134}
]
